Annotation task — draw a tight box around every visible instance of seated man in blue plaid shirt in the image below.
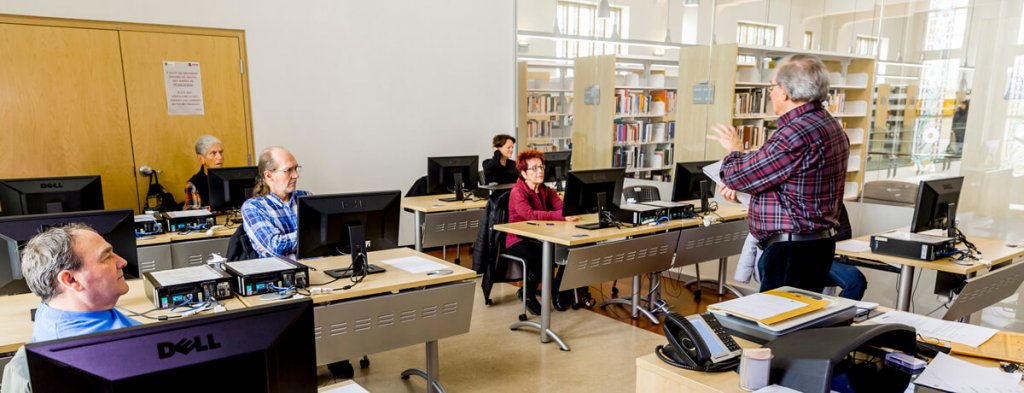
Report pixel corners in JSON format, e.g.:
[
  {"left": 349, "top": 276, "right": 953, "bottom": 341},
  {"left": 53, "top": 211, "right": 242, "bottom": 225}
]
[{"left": 241, "top": 146, "right": 310, "bottom": 259}]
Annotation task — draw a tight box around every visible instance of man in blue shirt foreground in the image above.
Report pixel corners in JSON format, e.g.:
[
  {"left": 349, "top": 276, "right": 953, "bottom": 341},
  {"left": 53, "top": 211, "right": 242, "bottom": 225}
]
[{"left": 2, "top": 224, "right": 141, "bottom": 393}]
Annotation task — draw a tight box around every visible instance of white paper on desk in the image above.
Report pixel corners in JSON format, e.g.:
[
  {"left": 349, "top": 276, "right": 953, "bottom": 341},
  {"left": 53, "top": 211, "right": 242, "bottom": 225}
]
[
  {"left": 836, "top": 239, "right": 871, "bottom": 253},
  {"left": 381, "top": 256, "right": 449, "bottom": 274},
  {"left": 753, "top": 385, "right": 803, "bottom": 393},
  {"left": 870, "top": 310, "right": 998, "bottom": 348},
  {"left": 319, "top": 382, "right": 371, "bottom": 393},
  {"left": 913, "top": 352, "right": 1024, "bottom": 392},
  {"left": 711, "top": 292, "right": 806, "bottom": 321},
  {"left": 702, "top": 160, "right": 751, "bottom": 205}
]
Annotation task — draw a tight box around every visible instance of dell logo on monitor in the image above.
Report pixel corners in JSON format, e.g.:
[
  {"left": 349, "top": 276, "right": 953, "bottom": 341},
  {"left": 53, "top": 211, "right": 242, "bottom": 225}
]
[
  {"left": 340, "top": 199, "right": 363, "bottom": 209},
  {"left": 157, "top": 334, "right": 222, "bottom": 359},
  {"left": 39, "top": 182, "right": 63, "bottom": 189}
]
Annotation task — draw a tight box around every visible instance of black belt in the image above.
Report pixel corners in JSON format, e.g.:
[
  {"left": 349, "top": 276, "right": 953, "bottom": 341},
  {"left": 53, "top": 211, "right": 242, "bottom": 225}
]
[{"left": 758, "top": 229, "right": 835, "bottom": 250}]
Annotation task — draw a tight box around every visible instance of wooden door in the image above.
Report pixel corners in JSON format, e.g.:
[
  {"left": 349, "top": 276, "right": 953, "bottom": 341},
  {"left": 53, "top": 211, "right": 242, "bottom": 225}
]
[
  {"left": 119, "top": 31, "right": 252, "bottom": 208},
  {"left": 0, "top": 23, "right": 140, "bottom": 211}
]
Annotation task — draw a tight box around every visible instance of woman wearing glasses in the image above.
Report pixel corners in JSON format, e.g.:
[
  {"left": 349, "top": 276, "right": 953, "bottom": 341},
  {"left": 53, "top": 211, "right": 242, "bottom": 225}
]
[{"left": 504, "top": 149, "right": 580, "bottom": 315}]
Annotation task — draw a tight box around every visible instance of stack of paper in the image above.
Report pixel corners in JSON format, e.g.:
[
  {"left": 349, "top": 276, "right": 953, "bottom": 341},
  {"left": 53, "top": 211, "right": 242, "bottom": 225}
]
[{"left": 708, "top": 290, "right": 829, "bottom": 325}]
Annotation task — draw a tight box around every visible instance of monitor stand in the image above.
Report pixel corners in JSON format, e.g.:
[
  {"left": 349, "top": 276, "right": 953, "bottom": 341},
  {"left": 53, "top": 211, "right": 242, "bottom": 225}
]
[
  {"left": 324, "top": 224, "right": 386, "bottom": 279},
  {"left": 438, "top": 172, "right": 468, "bottom": 202},
  {"left": 575, "top": 192, "right": 617, "bottom": 230},
  {"left": 554, "top": 167, "right": 565, "bottom": 193},
  {"left": 698, "top": 179, "right": 711, "bottom": 213}
]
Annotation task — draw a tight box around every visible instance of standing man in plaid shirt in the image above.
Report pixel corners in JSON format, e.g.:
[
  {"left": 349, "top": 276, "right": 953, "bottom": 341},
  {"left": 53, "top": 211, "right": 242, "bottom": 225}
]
[
  {"left": 241, "top": 146, "right": 310, "bottom": 259},
  {"left": 183, "top": 135, "right": 225, "bottom": 210},
  {"left": 709, "top": 54, "right": 849, "bottom": 293}
]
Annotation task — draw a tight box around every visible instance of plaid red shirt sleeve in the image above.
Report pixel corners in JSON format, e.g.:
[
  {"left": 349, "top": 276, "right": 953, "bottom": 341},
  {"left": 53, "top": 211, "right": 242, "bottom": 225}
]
[
  {"left": 720, "top": 101, "right": 849, "bottom": 241},
  {"left": 183, "top": 181, "right": 202, "bottom": 210}
]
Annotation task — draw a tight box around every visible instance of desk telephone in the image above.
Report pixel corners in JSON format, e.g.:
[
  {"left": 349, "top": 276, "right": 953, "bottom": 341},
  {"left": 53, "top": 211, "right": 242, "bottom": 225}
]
[{"left": 655, "top": 312, "right": 742, "bottom": 372}]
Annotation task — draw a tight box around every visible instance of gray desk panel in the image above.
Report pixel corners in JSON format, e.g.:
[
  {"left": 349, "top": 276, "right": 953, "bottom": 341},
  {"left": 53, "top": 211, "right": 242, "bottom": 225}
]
[
  {"left": 313, "top": 280, "right": 475, "bottom": 365},
  {"left": 560, "top": 231, "right": 678, "bottom": 290},
  {"left": 420, "top": 209, "right": 483, "bottom": 249},
  {"left": 673, "top": 220, "right": 749, "bottom": 267},
  {"left": 169, "top": 237, "right": 229, "bottom": 269},
  {"left": 137, "top": 244, "right": 172, "bottom": 274}
]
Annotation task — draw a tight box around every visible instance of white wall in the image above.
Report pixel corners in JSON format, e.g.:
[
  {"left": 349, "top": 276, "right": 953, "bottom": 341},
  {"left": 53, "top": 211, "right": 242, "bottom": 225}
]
[{"left": 0, "top": 0, "right": 516, "bottom": 246}]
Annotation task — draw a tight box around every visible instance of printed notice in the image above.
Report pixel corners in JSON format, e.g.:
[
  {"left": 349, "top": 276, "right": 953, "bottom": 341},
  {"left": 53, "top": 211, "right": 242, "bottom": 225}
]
[{"left": 163, "top": 61, "right": 205, "bottom": 115}]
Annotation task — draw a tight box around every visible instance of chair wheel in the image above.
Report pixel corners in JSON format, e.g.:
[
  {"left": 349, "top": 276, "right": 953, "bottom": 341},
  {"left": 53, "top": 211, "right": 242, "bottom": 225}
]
[
  {"left": 453, "top": 257, "right": 461, "bottom": 265},
  {"left": 485, "top": 298, "right": 492, "bottom": 306},
  {"left": 571, "top": 303, "right": 580, "bottom": 310},
  {"left": 360, "top": 356, "right": 370, "bottom": 369},
  {"left": 611, "top": 287, "right": 619, "bottom": 296},
  {"left": 518, "top": 314, "right": 527, "bottom": 321}
]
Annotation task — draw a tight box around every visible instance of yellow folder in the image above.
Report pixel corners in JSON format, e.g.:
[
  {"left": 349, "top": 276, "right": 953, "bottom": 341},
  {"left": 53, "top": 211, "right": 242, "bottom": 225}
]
[{"left": 709, "top": 289, "right": 830, "bottom": 325}]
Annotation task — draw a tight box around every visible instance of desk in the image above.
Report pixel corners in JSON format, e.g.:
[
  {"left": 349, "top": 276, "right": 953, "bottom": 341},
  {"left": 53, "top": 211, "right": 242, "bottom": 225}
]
[
  {"left": 401, "top": 195, "right": 487, "bottom": 260},
  {"left": 241, "top": 248, "right": 476, "bottom": 393},
  {"left": 836, "top": 235, "right": 1024, "bottom": 311},
  {"left": 0, "top": 279, "right": 247, "bottom": 355},
  {"left": 493, "top": 202, "right": 748, "bottom": 351}
]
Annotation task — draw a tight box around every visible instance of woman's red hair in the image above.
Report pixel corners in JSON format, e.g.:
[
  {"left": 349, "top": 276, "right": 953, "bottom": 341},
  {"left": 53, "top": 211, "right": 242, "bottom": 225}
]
[{"left": 515, "top": 149, "right": 546, "bottom": 173}]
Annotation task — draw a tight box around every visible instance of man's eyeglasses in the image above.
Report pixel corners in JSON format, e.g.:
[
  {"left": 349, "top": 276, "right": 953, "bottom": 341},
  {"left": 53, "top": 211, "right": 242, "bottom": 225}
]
[
  {"left": 273, "top": 166, "right": 302, "bottom": 175},
  {"left": 768, "top": 83, "right": 780, "bottom": 93},
  {"left": 527, "top": 165, "right": 546, "bottom": 172}
]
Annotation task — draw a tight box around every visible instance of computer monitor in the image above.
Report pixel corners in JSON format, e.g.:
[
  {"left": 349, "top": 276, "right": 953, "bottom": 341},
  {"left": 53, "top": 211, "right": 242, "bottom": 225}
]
[
  {"left": 0, "top": 176, "right": 104, "bottom": 217},
  {"left": 910, "top": 176, "right": 964, "bottom": 236},
  {"left": 207, "top": 166, "right": 258, "bottom": 212},
  {"left": 26, "top": 298, "right": 316, "bottom": 393},
  {"left": 426, "top": 156, "right": 479, "bottom": 202},
  {"left": 0, "top": 209, "right": 138, "bottom": 296},
  {"left": 543, "top": 151, "right": 572, "bottom": 192},
  {"left": 562, "top": 168, "right": 625, "bottom": 230},
  {"left": 671, "top": 161, "right": 717, "bottom": 213},
  {"left": 296, "top": 191, "right": 401, "bottom": 279}
]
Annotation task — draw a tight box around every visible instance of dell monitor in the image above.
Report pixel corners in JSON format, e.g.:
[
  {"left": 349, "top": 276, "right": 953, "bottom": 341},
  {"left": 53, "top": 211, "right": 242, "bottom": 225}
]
[
  {"left": 207, "top": 166, "right": 258, "bottom": 214},
  {"left": 0, "top": 209, "right": 138, "bottom": 296},
  {"left": 427, "top": 156, "right": 479, "bottom": 202},
  {"left": 296, "top": 191, "right": 401, "bottom": 279},
  {"left": 671, "top": 161, "right": 717, "bottom": 213},
  {"left": 0, "top": 176, "right": 104, "bottom": 217},
  {"left": 562, "top": 168, "right": 625, "bottom": 230},
  {"left": 543, "top": 150, "right": 572, "bottom": 192},
  {"left": 910, "top": 176, "right": 964, "bottom": 237},
  {"left": 26, "top": 298, "right": 316, "bottom": 393}
]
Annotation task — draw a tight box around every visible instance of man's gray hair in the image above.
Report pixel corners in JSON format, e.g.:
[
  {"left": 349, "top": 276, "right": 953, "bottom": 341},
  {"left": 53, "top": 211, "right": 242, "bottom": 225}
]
[
  {"left": 194, "top": 135, "right": 222, "bottom": 155},
  {"left": 775, "top": 54, "right": 831, "bottom": 103},
  {"left": 20, "top": 223, "right": 92, "bottom": 302}
]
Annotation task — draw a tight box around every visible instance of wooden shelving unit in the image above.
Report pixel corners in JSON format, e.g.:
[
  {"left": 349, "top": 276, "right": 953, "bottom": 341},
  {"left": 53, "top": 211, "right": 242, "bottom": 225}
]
[
  {"left": 517, "top": 61, "right": 573, "bottom": 152},
  {"left": 872, "top": 83, "right": 919, "bottom": 156}
]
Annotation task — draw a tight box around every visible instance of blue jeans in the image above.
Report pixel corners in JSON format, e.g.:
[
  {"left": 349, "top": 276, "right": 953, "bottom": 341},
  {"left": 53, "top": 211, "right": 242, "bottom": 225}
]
[{"left": 827, "top": 262, "right": 867, "bottom": 301}]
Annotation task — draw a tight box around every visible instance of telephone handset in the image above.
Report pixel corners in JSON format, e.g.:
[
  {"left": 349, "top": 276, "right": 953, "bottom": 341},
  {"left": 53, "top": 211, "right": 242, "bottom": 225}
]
[{"left": 655, "top": 312, "right": 742, "bottom": 372}]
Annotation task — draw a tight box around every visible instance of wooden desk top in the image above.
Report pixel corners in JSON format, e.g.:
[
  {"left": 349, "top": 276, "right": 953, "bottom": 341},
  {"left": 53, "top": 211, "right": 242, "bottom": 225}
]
[
  {"left": 836, "top": 234, "right": 1024, "bottom": 275},
  {"left": 238, "top": 247, "right": 476, "bottom": 306},
  {"left": 0, "top": 279, "right": 246, "bottom": 354},
  {"left": 401, "top": 194, "right": 488, "bottom": 213},
  {"left": 136, "top": 225, "right": 236, "bottom": 246},
  {"left": 494, "top": 201, "right": 748, "bottom": 247}
]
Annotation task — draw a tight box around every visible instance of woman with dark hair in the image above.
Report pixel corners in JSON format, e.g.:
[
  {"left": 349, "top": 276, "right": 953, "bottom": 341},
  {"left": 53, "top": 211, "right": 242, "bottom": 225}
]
[
  {"left": 482, "top": 134, "right": 519, "bottom": 184},
  {"left": 504, "top": 149, "right": 579, "bottom": 314}
]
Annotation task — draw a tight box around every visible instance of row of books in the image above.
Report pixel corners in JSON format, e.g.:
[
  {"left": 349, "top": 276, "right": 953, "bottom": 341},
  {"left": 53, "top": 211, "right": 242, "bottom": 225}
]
[
  {"left": 527, "top": 94, "right": 569, "bottom": 114},
  {"left": 736, "top": 124, "right": 772, "bottom": 151},
  {"left": 615, "top": 89, "right": 676, "bottom": 116},
  {"left": 613, "top": 121, "right": 676, "bottom": 144},
  {"left": 525, "top": 119, "right": 562, "bottom": 139},
  {"left": 826, "top": 92, "right": 846, "bottom": 114},
  {"left": 612, "top": 145, "right": 674, "bottom": 170},
  {"left": 735, "top": 88, "right": 771, "bottom": 116}
]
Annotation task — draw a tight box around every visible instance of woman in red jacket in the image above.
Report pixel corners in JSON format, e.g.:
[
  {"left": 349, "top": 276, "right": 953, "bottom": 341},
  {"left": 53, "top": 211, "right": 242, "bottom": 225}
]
[{"left": 504, "top": 149, "right": 579, "bottom": 315}]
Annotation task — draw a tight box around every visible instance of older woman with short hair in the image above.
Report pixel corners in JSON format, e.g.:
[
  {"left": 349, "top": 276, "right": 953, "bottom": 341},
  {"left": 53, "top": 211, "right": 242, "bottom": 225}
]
[{"left": 183, "top": 135, "right": 224, "bottom": 210}]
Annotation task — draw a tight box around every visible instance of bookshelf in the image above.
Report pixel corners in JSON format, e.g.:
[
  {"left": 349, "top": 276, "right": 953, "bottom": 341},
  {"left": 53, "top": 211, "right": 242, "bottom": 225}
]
[
  {"left": 677, "top": 44, "right": 875, "bottom": 200},
  {"left": 573, "top": 55, "right": 679, "bottom": 181},
  {"left": 872, "top": 84, "right": 918, "bottom": 156},
  {"left": 517, "top": 62, "right": 573, "bottom": 152}
]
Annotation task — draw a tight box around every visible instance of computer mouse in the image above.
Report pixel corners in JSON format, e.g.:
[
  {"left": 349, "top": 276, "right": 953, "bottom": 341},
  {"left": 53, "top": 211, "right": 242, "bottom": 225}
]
[
  {"left": 205, "top": 228, "right": 214, "bottom": 236},
  {"left": 426, "top": 269, "right": 454, "bottom": 276}
]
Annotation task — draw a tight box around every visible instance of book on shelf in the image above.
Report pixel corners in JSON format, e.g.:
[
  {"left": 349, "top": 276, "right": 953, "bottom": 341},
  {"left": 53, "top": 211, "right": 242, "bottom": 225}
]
[
  {"left": 613, "top": 120, "right": 676, "bottom": 144},
  {"left": 735, "top": 124, "right": 771, "bottom": 150},
  {"left": 826, "top": 91, "right": 846, "bottom": 114},
  {"left": 615, "top": 89, "right": 677, "bottom": 116},
  {"left": 527, "top": 94, "right": 563, "bottom": 114},
  {"left": 734, "top": 87, "right": 771, "bottom": 116}
]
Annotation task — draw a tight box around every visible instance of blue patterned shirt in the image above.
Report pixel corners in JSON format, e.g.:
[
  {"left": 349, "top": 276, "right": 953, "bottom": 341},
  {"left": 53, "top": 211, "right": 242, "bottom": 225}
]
[
  {"left": 32, "top": 303, "right": 141, "bottom": 342},
  {"left": 241, "top": 190, "right": 311, "bottom": 259}
]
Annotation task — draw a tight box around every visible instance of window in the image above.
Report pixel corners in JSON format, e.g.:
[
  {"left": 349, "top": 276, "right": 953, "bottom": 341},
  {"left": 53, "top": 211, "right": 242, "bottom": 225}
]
[
  {"left": 736, "top": 21, "right": 783, "bottom": 47},
  {"left": 556, "top": 1, "right": 626, "bottom": 58},
  {"left": 855, "top": 35, "right": 880, "bottom": 57},
  {"left": 923, "top": 0, "right": 969, "bottom": 50},
  {"left": 804, "top": 31, "right": 814, "bottom": 50}
]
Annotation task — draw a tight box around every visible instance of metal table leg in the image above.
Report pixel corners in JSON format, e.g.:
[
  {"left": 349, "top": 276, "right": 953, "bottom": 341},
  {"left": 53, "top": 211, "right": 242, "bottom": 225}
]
[
  {"left": 509, "top": 240, "right": 569, "bottom": 351},
  {"left": 598, "top": 275, "right": 659, "bottom": 324},
  {"left": 400, "top": 340, "right": 446, "bottom": 393},
  {"left": 414, "top": 211, "right": 424, "bottom": 252},
  {"left": 896, "top": 265, "right": 915, "bottom": 311},
  {"left": 684, "top": 258, "right": 744, "bottom": 298}
]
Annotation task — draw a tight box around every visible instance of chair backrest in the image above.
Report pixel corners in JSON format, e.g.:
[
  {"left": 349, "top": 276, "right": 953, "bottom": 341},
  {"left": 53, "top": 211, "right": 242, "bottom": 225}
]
[
  {"left": 226, "top": 225, "right": 259, "bottom": 261},
  {"left": 479, "top": 169, "right": 487, "bottom": 185},
  {"left": 623, "top": 185, "right": 661, "bottom": 203}
]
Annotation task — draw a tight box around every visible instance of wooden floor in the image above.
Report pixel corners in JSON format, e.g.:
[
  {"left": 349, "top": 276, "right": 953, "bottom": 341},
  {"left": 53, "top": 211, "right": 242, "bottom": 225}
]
[{"left": 424, "top": 245, "right": 737, "bottom": 335}]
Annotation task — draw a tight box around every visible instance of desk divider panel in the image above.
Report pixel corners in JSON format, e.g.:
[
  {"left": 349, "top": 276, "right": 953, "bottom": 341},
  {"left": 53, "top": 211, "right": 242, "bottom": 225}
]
[
  {"left": 560, "top": 231, "right": 679, "bottom": 290},
  {"left": 420, "top": 210, "right": 483, "bottom": 249},
  {"left": 673, "top": 219, "right": 748, "bottom": 267},
  {"left": 312, "top": 280, "right": 475, "bottom": 365}
]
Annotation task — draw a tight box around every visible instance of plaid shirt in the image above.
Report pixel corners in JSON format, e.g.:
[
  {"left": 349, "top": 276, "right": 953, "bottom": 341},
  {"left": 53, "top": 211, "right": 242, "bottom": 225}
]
[
  {"left": 720, "top": 101, "right": 849, "bottom": 241},
  {"left": 241, "top": 190, "right": 311, "bottom": 259},
  {"left": 183, "top": 181, "right": 202, "bottom": 210}
]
